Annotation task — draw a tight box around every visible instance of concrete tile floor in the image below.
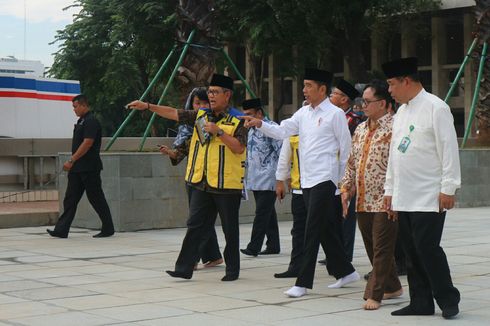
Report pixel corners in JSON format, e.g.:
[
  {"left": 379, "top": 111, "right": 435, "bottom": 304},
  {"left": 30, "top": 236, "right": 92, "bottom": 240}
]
[{"left": 0, "top": 207, "right": 489, "bottom": 325}]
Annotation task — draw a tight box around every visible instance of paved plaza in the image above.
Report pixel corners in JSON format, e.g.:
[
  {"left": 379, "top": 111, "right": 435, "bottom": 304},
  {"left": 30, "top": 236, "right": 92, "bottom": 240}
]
[{"left": 0, "top": 206, "right": 489, "bottom": 325}]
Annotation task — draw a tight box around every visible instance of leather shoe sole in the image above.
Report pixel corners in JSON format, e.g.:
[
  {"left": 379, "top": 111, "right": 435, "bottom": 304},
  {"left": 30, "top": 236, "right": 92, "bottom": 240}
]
[
  {"left": 166, "top": 270, "right": 192, "bottom": 279},
  {"left": 391, "top": 305, "right": 434, "bottom": 316},
  {"left": 221, "top": 274, "right": 238, "bottom": 281},
  {"left": 274, "top": 270, "right": 298, "bottom": 278},
  {"left": 46, "top": 229, "right": 67, "bottom": 238},
  {"left": 240, "top": 248, "right": 258, "bottom": 257},
  {"left": 92, "top": 232, "right": 114, "bottom": 238},
  {"left": 442, "top": 305, "right": 459, "bottom": 319}
]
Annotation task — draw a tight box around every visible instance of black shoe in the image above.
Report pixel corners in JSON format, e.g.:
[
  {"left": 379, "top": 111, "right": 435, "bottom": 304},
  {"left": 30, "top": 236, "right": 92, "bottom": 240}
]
[
  {"left": 93, "top": 231, "right": 114, "bottom": 238},
  {"left": 259, "top": 249, "right": 280, "bottom": 255},
  {"left": 364, "top": 271, "right": 372, "bottom": 281},
  {"left": 391, "top": 305, "right": 434, "bottom": 316},
  {"left": 274, "top": 270, "right": 298, "bottom": 278},
  {"left": 318, "top": 258, "right": 327, "bottom": 265},
  {"left": 166, "top": 270, "right": 192, "bottom": 279},
  {"left": 46, "top": 229, "right": 67, "bottom": 238},
  {"left": 221, "top": 274, "right": 239, "bottom": 281},
  {"left": 240, "top": 248, "right": 258, "bottom": 257},
  {"left": 442, "top": 305, "right": 459, "bottom": 319}
]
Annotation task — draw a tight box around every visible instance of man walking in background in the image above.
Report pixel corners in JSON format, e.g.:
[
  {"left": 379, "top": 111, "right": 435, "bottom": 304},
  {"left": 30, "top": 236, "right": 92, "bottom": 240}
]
[{"left": 47, "top": 94, "right": 114, "bottom": 239}]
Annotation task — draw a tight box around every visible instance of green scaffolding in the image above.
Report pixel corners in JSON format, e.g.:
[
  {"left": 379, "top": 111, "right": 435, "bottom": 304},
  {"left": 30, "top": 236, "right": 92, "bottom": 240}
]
[
  {"left": 443, "top": 37, "right": 487, "bottom": 148},
  {"left": 105, "top": 29, "right": 257, "bottom": 151}
]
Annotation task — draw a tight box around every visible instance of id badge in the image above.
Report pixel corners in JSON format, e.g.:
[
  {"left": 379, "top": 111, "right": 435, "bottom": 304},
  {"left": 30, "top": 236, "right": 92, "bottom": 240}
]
[{"left": 397, "top": 136, "right": 411, "bottom": 153}]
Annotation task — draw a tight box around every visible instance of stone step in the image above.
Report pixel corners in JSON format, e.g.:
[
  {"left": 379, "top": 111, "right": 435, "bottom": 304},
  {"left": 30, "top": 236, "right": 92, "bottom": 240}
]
[
  {"left": 0, "top": 190, "right": 58, "bottom": 203},
  {"left": 0, "top": 200, "right": 59, "bottom": 228}
]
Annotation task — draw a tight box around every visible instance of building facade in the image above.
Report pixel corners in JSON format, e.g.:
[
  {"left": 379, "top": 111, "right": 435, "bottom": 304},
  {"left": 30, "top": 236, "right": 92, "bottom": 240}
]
[
  {"left": 0, "top": 57, "right": 45, "bottom": 77},
  {"left": 226, "top": 0, "right": 476, "bottom": 137}
]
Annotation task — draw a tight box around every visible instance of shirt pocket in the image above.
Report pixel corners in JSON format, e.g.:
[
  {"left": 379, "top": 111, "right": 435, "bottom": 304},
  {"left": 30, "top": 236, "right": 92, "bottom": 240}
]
[{"left": 411, "top": 126, "right": 434, "bottom": 150}]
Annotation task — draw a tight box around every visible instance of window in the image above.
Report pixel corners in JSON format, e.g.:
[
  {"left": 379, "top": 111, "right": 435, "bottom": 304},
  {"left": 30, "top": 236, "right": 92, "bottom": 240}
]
[{"left": 444, "top": 15, "right": 464, "bottom": 64}]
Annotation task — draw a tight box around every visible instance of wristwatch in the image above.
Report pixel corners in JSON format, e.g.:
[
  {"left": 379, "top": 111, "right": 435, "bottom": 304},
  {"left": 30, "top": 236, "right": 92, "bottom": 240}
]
[
  {"left": 68, "top": 159, "right": 74, "bottom": 163},
  {"left": 216, "top": 129, "right": 224, "bottom": 137}
]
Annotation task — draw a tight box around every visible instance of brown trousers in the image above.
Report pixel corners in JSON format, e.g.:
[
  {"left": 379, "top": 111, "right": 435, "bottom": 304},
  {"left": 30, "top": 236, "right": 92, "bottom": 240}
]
[{"left": 357, "top": 212, "right": 402, "bottom": 302}]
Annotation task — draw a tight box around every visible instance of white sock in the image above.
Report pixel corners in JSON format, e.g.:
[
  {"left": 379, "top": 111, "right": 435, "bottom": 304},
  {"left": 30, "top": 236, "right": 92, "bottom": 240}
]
[
  {"left": 328, "top": 271, "right": 360, "bottom": 289},
  {"left": 284, "top": 286, "right": 307, "bottom": 298}
]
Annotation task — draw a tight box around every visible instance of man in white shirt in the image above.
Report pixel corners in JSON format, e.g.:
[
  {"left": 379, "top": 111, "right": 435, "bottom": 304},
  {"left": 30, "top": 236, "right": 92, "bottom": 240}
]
[
  {"left": 383, "top": 57, "right": 461, "bottom": 319},
  {"left": 243, "top": 68, "right": 360, "bottom": 298}
]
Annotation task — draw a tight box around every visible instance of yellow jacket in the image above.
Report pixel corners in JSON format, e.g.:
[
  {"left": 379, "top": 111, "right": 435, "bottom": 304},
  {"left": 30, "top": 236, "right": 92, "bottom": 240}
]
[
  {"left": 290, "top": 135, "right": 301, "bottom": 190},
  {"left": 185, "top": 109, "right": 246, "bottom": 190}
]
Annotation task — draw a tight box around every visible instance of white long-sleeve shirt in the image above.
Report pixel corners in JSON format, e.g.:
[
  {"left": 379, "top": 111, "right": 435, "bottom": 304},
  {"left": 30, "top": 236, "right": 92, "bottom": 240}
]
[
  {"left": 259, "top": 97, "right": 351, "bottom": 189},
  {"left": 275, "top": 137, "right": 292, "bottom": 182},
  {"left": 384, "top": 89, "right": 461, "bottom": 212}
]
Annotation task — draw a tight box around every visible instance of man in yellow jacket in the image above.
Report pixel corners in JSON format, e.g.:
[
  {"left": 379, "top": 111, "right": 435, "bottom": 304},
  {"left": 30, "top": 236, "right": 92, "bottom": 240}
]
[{"left": 127, "top": 74, "right": 247, "bottom": 281}]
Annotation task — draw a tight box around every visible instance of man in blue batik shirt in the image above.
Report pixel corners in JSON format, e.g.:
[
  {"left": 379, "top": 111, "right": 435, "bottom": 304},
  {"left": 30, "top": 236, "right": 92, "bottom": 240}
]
[{"left": 240, "top": 98, "right": 283, "bottom": 256}]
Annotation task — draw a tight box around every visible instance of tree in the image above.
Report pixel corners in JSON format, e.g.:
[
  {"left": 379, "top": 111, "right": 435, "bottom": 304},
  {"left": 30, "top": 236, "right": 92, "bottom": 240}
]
[
  {"left": 50, "top": 0, "right": 442, "bottom": 134},
  {"left": 175, "top": 0, "right": 219, "bottom": 98},
  {"left": 50, "top": 0, "right": 178, "bottom": 137},
  {"left": 475, "top": 0, "right": 490, "bottom": 144}
]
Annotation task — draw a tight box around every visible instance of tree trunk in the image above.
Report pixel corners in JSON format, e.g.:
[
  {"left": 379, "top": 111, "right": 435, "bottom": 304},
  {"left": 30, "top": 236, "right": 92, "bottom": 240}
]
[
  {"left": 475, "top": 0, "right": 490, "bottom": 145},
  {"left": 343, "top": 19, "right": 369, "bottom": 83},
  {"left": 175, "top": 0, "right": 219, "bottom": 101},
  {"left": 245, "top": 42, "right": 265, "bottom": 99}
]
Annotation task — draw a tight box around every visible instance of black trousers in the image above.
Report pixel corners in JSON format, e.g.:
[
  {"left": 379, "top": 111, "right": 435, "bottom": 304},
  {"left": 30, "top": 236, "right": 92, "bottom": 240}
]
[
  {"left": 296, "top": 181, "right": 355, "bottom": 288},
  {"left": 342, "top": 196, "right": 357, "bottom": 262},
  {"left": 54, "top": 171, "right": 114, "bottom": 237},
  {"left": 246, "top": 190, "right": 280, "bottom": 254},
  {"left": 185, "top": 186, "right": 222, "bottom": 263},
  {"left": 287, "top": 193, "right": 307, "bottom": 273},
  {"left": 175, "top": 188, "right": 241, "bottom": 277},
  {"left": 398, "top": 211, "right": 460, "bottom": 311}
]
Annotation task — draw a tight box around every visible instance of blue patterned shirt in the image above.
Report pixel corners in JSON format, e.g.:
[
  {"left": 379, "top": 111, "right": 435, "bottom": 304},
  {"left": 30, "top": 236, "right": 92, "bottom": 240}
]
[{"left": 246, "top": 118, "right": 282, "bottom": 191}]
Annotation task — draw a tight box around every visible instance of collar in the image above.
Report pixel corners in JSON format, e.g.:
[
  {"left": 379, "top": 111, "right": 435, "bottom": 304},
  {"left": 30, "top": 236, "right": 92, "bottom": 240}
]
[
  {"left": 406, "top": 88, "right": 426, "bottom": 107},
  {"left": 366, "top": 112, "right": 391, "bottom": 130},
  {"left": 308, "top": 97, "right": 332, "bottom": 111},
  {"left": 77, "top": 111, "right": 91, "bottom": 123}
]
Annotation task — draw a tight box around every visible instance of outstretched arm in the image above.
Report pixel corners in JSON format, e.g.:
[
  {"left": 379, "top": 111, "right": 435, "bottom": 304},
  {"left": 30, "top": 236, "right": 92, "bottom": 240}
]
[{"left": 127, "top": 100, "right": 179, "bottom": 121}]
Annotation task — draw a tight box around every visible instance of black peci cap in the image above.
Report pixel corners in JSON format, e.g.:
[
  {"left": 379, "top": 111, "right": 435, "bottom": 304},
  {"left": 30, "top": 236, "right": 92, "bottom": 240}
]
[
  {"left": 210, "top": 74, "right": 234, "bottom": 90},
  {"left": 382, "top": 57, "right": 418, "bottom": 79},
  {"left": 304, "top": 68, "right": 333, "bottom": 84},
  {"left": 242, "top": 98, "right": 262, "bottom": 110},
  {"left": 335, "top": 79, "right": 360, "bottom": 100}
]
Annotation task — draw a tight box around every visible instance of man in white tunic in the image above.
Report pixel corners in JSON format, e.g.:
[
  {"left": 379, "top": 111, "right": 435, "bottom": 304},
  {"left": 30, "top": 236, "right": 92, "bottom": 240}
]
[
  {"left": 382, "top": 57, "right": 461, "bottom": 319},
  {"left": 243, "top": 68, "right": 359, "bottom": 298}
]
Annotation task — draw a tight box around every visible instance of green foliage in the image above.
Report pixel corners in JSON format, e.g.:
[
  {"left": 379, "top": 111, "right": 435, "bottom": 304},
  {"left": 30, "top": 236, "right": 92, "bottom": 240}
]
[
  {"left": 50, "top": 0, "right": 179, "bottom": 136},
  {"left": 50, "top": 0, "right": 441, "bottom": 136}
]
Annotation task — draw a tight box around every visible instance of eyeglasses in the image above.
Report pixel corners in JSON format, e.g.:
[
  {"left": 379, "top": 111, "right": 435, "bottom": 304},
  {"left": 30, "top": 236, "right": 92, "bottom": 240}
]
[
  {"left": 206, "top": 89, "right": 226, "bottom": 96},
  {"left": 361, "top": 98, "right": 384, "bottom": 106}
]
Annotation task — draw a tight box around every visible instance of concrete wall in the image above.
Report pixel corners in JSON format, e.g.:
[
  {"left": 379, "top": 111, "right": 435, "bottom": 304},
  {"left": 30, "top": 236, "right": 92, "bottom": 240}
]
[
  {"left": 0, "top": 137, "right": 171, "bottom": 187},
  {"left": 58, "top": 153, "right": 292, "bottom": 232},
  {"left": 456, "top": 149, "right": 490, "bottom": 208},
  {"left": 57, "top": 149, "right": 489, "bottom": 232}
]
